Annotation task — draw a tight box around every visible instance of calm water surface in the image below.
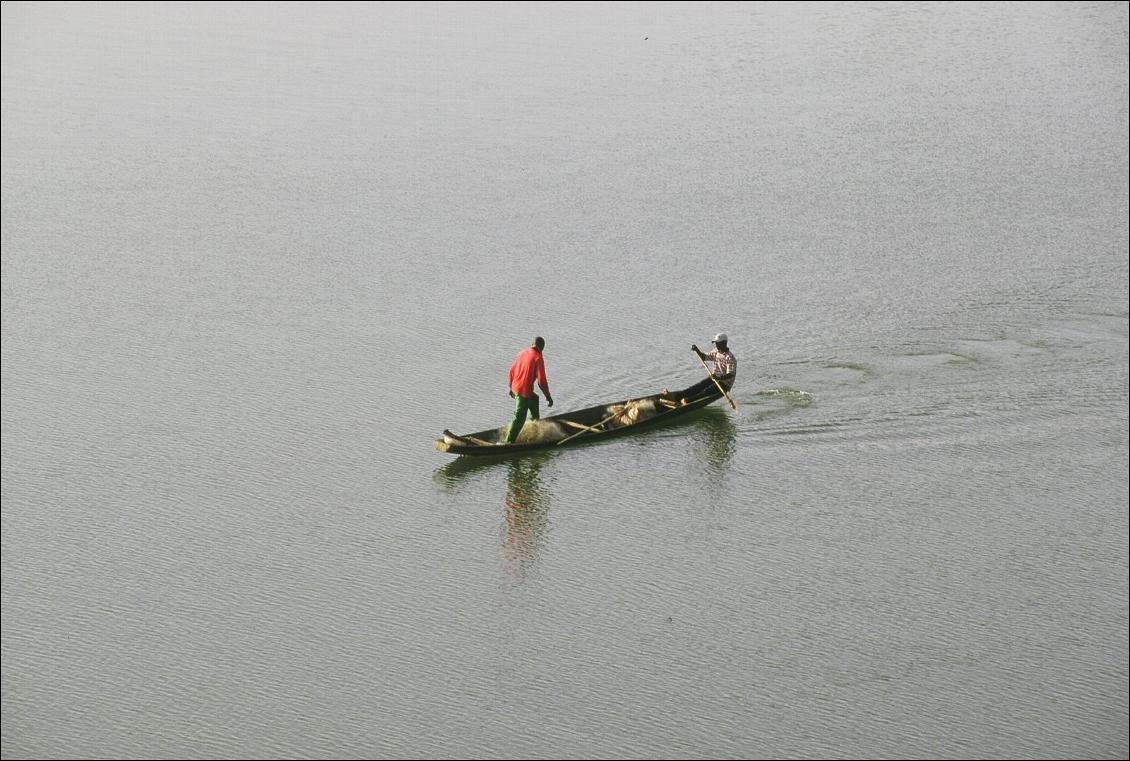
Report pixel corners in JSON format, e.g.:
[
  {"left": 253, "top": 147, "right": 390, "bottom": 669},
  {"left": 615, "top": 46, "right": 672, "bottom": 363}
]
[{"left": 2, "top": 3, "right": 1127, "bottom": 758}]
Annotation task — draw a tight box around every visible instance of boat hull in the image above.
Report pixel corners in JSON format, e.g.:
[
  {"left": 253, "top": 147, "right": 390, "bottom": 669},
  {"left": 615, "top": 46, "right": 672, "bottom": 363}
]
[{"left": 433, "top": 380, "right": 731, "bottom": 456}]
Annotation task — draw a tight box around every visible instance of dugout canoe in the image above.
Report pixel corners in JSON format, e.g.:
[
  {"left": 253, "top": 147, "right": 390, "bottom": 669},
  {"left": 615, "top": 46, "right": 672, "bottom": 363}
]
[{"left": 433, "top": 378, "right": 733, "bottom": 456}]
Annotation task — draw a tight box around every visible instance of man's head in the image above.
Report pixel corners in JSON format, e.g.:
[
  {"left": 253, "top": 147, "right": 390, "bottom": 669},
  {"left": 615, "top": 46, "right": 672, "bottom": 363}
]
[
  {"left": 533, "top": 336, "right": 545, "bottom": 351},
  {"left": 712, "top": 332, "right": 728, "bottom": 349}
]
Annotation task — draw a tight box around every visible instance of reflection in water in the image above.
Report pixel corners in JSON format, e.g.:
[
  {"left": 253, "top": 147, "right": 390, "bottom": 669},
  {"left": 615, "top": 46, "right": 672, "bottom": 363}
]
[
  {"left": 432, "top": 452, "right": 511, "bottom": 487},
  {"left": 693, "top": 408, "right": 738, "bottom": 481},
  {"left": 433, "top": 452, "right": 554, "bottom": 580},
  {"left": 501, "top": 454, "right": 552, "bottom": 578}
]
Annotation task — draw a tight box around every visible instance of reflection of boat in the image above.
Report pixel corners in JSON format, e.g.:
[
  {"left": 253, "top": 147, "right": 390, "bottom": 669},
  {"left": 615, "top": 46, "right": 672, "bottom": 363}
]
[{"left": 434, "top": 378, "right": 733, "bottom": 457}]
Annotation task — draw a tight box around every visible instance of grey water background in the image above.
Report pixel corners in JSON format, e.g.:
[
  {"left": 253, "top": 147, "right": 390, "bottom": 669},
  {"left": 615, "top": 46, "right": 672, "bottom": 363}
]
[{"left": 2, "top": 2, "right": 1127, "bottom": 758}]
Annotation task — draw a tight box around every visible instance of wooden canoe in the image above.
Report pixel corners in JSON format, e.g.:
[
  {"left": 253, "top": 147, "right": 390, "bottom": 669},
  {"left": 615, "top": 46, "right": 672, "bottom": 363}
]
[{"left": 433, "top": 379, "right": 733, "bottom": 456}]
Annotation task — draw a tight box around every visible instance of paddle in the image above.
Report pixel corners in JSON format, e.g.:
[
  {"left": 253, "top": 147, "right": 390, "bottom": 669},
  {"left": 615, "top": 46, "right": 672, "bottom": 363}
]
[
  {"left": 695, "top": 350, "right": 737, "bottom": 410},
  {"left": 557, "top": 402, "right": 634, "bottom": 445}
]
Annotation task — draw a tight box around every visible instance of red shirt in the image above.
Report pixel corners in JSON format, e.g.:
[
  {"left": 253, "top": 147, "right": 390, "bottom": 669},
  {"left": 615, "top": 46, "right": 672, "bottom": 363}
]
[{"left": 508, "top": 347, "right": 550, "bottom": 398}]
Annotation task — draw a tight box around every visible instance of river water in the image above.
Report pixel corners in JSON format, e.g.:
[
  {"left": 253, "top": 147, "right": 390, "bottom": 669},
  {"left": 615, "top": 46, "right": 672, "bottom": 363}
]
[{"left": 2, "top": 3, "right": 1127, "bottom": 758}]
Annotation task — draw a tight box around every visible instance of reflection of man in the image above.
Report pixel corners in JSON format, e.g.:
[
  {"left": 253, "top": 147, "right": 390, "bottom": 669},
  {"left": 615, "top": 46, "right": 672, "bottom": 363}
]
[
  {"left": 502, "top": 458, "right": 550, "bottom": 577},
  {"left": 700, "top": 408, "right": 737, "bottom": 479}
]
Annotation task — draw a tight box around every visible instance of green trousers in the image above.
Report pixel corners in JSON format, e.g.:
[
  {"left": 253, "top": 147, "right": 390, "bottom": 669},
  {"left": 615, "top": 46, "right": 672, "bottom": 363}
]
[{"left": 506, "top": 394, "right": 540, "bottom": 443}]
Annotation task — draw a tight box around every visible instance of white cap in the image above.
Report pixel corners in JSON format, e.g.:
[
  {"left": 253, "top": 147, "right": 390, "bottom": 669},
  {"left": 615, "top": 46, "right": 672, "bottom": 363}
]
[{"left": 712, "top": 332, "right": 728, "bottom": 343}]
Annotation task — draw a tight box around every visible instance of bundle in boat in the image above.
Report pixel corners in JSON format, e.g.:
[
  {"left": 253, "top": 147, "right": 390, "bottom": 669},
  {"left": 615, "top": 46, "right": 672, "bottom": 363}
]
[
  {"left": 605, "top": 399, "right": 657, "bottom": 427},
  {"left": 494, "top": 419, "right": 568, "bottom": 445}
]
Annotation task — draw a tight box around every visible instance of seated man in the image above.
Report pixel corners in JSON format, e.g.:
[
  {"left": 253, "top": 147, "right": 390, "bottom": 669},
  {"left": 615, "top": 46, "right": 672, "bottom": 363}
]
[{"left": 679, "top": 332, "right": 737, "bottom": 402}]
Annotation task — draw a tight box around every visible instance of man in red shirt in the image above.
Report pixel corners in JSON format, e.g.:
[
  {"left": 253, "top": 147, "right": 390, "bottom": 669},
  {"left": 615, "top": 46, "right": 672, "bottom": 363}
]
[{"left": 506, "top": 336, "right": 554, "bottom": 443}]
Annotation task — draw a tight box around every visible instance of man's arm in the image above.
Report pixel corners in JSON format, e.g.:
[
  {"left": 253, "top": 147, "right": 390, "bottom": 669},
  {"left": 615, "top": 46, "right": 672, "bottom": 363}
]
[{"left": 536, "top": 357, "right": 553, "bottom": 406}]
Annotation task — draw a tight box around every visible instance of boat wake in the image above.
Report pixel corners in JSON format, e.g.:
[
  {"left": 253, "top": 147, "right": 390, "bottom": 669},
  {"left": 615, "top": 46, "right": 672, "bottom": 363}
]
[{"left": 757, "top": 388, "right": 814, "bottom": 407}]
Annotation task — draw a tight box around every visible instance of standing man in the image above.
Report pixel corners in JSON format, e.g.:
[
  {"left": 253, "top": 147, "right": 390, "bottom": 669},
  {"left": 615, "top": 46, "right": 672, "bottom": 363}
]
[{"left": 506, "top": 336, "right": 554, "bottom": 443}]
